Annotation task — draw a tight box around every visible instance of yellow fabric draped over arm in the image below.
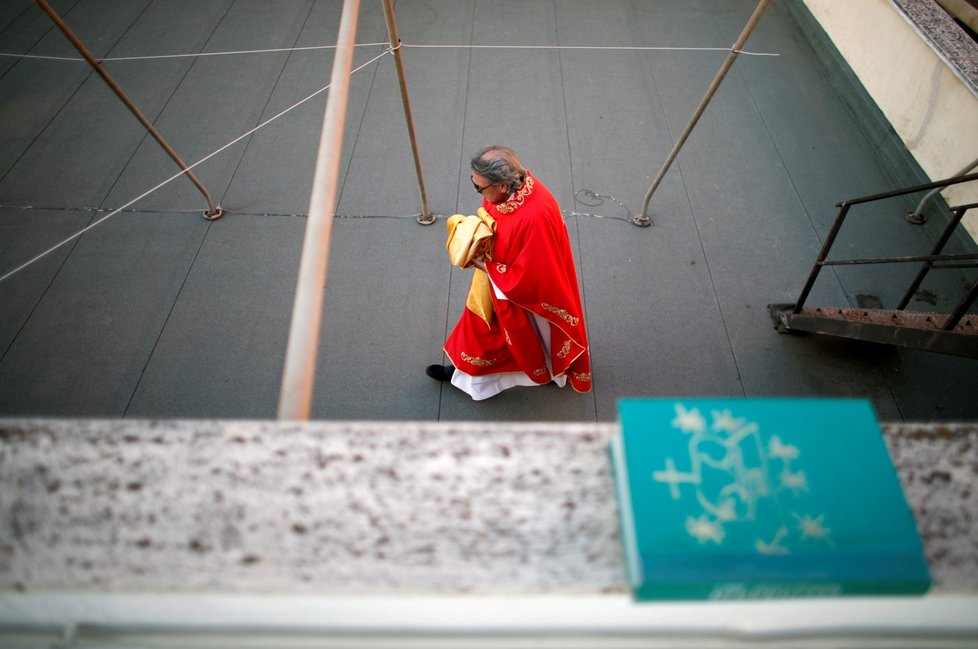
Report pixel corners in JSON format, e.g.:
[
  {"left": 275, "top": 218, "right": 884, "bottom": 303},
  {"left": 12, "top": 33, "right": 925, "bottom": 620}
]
[{"left": 446, "top": 208, "right": 496, "bottom": 326}]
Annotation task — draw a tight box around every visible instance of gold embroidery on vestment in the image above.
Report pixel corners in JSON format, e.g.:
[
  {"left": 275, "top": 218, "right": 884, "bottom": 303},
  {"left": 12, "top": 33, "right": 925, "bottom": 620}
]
[
  {"left": 461, "top": 351, "right": 496, "bottom": 367},
  {"left": 557, "top": 339, "right": 571, "bottom": 359},
  {"left": 495, "top": 263, "right": 508, "bottom": 273},
  {"left": 542, "top": 302, "right": 579, "bottom": 326},
  {"left": 572, "top": 371, "right": 591, "bottom": 382},
  {"left": 495, "top": 176, "right": 535, "bottom": 214},
  {"left": 533, "top": 367, "right": 548, "bottom": 376}
]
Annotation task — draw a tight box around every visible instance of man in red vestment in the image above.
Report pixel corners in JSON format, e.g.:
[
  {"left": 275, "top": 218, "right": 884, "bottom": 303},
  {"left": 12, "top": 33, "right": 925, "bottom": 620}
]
[{"left": 426, "top": 145, "right": 592, "bottom": 400}]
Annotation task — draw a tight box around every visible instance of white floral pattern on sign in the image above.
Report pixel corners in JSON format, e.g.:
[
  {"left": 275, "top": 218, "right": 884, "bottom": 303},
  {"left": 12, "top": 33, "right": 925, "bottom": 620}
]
[{"left": 651, "top": 403, "right": 831, "bottom": 554}]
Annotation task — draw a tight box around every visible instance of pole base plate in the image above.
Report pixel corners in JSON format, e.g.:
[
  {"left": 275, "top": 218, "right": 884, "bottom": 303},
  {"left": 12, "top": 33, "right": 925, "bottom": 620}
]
[{"left": 631, "top": 213, "right": 652, "bottom": 227}]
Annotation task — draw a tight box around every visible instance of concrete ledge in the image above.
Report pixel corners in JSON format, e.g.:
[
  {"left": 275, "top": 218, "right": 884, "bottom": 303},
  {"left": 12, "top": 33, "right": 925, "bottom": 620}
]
[
  {"left": 1, "top": 419, "right": 975, "bottom": 597},
  {"left": 0, "top": 420, "right": 624, "bottom": 594},
  {"left": 893, "top": 0, "right": 978, "bottom": 96}
]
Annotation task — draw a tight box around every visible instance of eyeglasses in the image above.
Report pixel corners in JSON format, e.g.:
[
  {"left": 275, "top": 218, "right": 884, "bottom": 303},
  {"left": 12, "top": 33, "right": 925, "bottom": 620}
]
[{"left": 471, "top": 177, "right": 493, "bottom": 194}]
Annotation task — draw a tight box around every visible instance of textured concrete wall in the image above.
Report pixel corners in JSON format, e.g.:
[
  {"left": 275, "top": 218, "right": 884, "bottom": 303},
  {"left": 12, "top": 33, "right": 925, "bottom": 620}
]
[{"left": 0, "top": 419, "right": 975, "bottom": 594}]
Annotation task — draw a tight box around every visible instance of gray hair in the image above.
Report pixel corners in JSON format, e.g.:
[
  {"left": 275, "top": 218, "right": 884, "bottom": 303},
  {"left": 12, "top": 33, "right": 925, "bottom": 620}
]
[{"left": 471, "top": 145, "right": 526, "bottom": 193}]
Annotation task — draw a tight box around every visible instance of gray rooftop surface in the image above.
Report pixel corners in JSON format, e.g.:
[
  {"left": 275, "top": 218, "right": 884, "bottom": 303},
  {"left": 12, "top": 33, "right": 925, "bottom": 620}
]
[{"left": 1, "top": 0, "right": 976, "bottom": 422}]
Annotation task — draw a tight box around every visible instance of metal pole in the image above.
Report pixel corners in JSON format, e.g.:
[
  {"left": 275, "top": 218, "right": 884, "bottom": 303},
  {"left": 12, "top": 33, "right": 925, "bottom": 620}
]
[
  {"left": 277, "top": 0, "right": 362, "bottom": 420},
  {"left": 34, "top": 0, "right": 222, "bottom": 220},
  {"left": 380, "top": 0, "right": 434, "bottom": 225},
  {"left": 792, "top": 202, "right": 852, "bottom": 314},
  {"left": 633, "top": 0, "right": 773, "bottom": 227},
  {"left": 944, "top": 277, "right": 978, "bottom": 331},
  {"left": 897, "top": 206, "right": 968, "bottom": 309},
  {"left": 907, "top": 154, "right": 978, "bottom": 224}
]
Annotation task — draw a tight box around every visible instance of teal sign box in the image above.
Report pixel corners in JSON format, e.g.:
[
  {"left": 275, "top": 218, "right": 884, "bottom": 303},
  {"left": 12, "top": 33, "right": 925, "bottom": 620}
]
[{"left": 611, "top": 398, "right": 931, "bottom": 600}]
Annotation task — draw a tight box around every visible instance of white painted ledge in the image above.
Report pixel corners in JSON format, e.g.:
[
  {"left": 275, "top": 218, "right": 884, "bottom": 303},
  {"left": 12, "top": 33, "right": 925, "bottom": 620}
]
[{"left": 2, "top": 592, "right": 978, "bottom": 647}]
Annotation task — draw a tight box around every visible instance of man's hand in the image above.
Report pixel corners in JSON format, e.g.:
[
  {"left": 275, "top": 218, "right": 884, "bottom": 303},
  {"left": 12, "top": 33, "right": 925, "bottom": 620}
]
[{"left": 472, "top": 259, "right": 487, "bottom": 272}]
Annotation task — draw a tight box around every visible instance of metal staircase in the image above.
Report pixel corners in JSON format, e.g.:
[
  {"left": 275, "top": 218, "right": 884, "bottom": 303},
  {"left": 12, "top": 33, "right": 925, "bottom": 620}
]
[{"left": 769, "top": 172, "right": 978, "bottom": 359}]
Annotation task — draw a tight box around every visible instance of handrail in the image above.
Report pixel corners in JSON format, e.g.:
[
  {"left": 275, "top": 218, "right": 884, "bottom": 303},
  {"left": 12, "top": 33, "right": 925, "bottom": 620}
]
[
  {"left": 819, "top": 252, "right": 978, "bottom": 266},
  {"left": 835, "top": 172, "right": 978, "bottom": 207},
  {"left": 277, "top": 0, "right": 362, "bottom": 420},
  {"left": 277, "top": 0, "right": 430, "bottom": 418},
  {"left": 946, "top": 278, "right": 978, "bottom": 331},
  {"left": 897, "top": 201, "right": 978, "bottom": 309},
  {"left": 792, "top": 172, "right": 978, "bottom": 329}
]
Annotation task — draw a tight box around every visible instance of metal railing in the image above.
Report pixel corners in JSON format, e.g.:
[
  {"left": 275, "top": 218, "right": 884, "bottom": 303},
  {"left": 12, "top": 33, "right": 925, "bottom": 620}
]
[
  {"left": 276, "top": 0, "right": 363, "bottom": 420},
  {"left": 277, "top": 0, "right": 431, "bottom": 420},
  {"left": 35, "top": 0, "right": 223, "bottom": 219},
  {"left": 792, "top": 171, "right": 978, "bottom": 332}
]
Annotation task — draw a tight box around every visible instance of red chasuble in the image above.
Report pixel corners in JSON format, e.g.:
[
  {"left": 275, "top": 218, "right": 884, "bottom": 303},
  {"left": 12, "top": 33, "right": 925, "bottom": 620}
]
[{"left": 444, "top": 172, "right": 592, "bottom": 395}]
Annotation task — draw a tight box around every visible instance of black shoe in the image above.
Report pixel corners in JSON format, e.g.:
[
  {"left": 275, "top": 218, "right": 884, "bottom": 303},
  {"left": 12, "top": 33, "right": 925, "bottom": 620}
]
[{"left": 426, "top": 364, "right": 455, "bottom": 382}]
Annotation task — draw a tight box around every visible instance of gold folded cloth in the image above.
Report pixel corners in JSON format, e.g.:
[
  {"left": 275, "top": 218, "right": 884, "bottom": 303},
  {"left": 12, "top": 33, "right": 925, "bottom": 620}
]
[
  {"left": 446, "top": 207, "right": 495, "bottom": 268},
  {"left": 446, "top": 208, "right": 496, "bottom": 326}
]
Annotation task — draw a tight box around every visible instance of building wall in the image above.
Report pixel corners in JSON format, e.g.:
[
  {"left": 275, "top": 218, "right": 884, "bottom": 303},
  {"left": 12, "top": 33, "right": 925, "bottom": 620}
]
[{"left": 801, "top": 0, "right": 978, "bottom": 239}]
